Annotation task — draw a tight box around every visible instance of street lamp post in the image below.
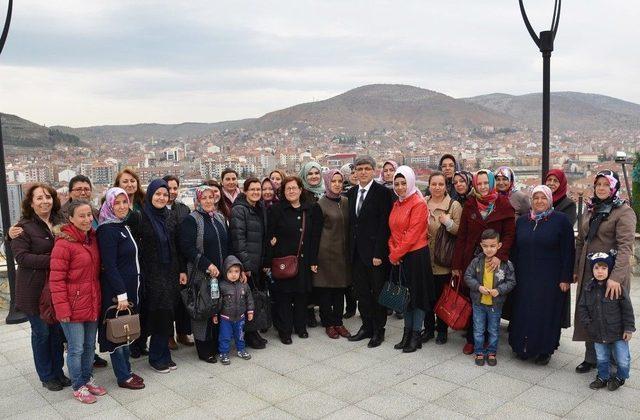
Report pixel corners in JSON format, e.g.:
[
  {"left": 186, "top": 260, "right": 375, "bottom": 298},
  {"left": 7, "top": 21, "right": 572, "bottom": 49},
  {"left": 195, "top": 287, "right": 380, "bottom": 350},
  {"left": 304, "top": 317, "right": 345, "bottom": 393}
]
[
  {"left": 0, "top": 0, "right": 24, "bottom": 324},
  {"left": 519, "top": 0, "right": 561, "bottom": 180}
]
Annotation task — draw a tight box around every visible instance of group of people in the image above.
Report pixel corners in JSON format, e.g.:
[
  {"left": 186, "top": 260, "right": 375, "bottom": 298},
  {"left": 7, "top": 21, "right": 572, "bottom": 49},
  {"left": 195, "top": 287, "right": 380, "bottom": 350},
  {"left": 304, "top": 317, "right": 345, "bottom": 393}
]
[{"left": 8, "top": 153, "right": 637, "bottom": 404}]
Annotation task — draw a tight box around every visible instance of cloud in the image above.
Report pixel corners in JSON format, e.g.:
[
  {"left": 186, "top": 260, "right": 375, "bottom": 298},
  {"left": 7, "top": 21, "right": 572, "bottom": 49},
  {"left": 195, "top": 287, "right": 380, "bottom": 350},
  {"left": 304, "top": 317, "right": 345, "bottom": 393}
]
[{"left": 0, "top": 0, "right": 638, "bottom": 126}]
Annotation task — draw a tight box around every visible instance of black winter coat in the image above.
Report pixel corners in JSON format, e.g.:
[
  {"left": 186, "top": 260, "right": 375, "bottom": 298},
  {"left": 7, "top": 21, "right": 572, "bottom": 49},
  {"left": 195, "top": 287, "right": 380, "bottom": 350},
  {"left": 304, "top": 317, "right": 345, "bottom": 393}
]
[
  {"left": 266, "top": 200, "right": 322, "bottom": 293},
  {"left": 553, "top": 196, "right": 577, "bottom": 227},
  {"left": 577, "top": 279, "right": 635, "bottom": 344},
  {"left": 169, "top": 201, "right": 191, "bottom": 224},
  {"left": 138, "top": 209, "right": 185, "bottom": 335},
  {"left": 229, "top": 195, "right": 266, "bottom": 276}
]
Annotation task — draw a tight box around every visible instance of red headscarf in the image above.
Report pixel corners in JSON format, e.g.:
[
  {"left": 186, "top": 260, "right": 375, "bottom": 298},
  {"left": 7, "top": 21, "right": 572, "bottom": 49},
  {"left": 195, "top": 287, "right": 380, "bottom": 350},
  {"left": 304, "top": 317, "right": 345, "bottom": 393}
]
[{"left": 545, "top": 169, "right": 567, "bottom": 205}]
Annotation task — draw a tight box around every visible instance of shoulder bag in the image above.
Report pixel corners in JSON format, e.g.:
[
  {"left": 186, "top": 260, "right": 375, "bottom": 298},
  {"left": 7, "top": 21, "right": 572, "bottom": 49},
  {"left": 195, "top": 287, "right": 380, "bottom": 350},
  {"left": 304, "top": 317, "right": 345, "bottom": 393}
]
[
  {"left": 434, "top": 276, "right": 472, "bottom": 330},
  {"left": 378, "top": 264, "right": 410, "bottom": 313},
  {"left": 432, "top": 198, "right": 456, "bottom": 268},
  {"left": 271, "top": 211, "right": 305, "bottom": 279},
  {"left": 103, "top": 304, "right": 141, "bottom": 344}
]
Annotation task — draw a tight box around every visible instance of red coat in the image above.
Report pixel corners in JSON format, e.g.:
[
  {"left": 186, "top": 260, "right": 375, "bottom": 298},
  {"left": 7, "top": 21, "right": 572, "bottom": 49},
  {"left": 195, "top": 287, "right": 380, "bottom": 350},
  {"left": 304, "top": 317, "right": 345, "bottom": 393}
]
[
  {"left": 452, "top": 195, "right": 515, "bottom": 273},
  {"left": 388, "top": 193, "right": 429, "bottom": 264},
  {"left": 49, "top": 224, "right": 101, "bottom": 322}
]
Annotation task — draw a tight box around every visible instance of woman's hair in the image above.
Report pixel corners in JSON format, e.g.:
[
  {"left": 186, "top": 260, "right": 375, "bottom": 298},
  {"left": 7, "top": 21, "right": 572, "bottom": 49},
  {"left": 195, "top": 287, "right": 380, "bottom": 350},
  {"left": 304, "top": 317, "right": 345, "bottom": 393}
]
[
  {"left": 66, "top": 199, "right": 92, "bottom": 218},
  {"left": 280, "top": 175, "right": 306, "bottom": 203},
  {"left": 221, "top": 168, "right": 238, "bottom": 181},
  {"left": 114, "top": 168, "right": 145, "bottom": 207},
  {"left": 269, "top": 169, "right": 286, "bottom": 179},
  {"left": 428, "top": 170, "right": 447, "bottom": 184},
  {"left": 243, "top": 177, "right": 261, "bottom": 192},
  {"left": 21, "top": 183, "right": 61, "bottom": 220}
]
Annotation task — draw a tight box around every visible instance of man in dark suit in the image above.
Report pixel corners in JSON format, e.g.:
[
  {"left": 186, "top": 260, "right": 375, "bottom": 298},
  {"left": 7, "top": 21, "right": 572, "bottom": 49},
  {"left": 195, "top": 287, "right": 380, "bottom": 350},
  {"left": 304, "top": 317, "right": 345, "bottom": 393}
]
[{"left": 347, "top": 156, "right": 393, "bottom": 347}]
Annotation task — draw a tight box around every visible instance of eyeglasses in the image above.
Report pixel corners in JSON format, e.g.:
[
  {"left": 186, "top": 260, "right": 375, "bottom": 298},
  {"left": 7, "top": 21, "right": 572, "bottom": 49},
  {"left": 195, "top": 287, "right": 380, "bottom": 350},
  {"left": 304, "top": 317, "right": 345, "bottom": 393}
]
[
  {"left": 284, "top": 186, "right": 300, "bottom": 192},
  {"left": 71, "top": 188, "right": 91, "bottom": 193}
]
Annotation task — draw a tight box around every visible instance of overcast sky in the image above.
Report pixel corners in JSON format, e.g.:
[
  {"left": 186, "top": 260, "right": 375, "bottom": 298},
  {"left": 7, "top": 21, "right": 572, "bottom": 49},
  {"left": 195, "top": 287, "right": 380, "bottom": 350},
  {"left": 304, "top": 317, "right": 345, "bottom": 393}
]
[{"left": 0, "top": 0, "right": 638, "bottom": 127}]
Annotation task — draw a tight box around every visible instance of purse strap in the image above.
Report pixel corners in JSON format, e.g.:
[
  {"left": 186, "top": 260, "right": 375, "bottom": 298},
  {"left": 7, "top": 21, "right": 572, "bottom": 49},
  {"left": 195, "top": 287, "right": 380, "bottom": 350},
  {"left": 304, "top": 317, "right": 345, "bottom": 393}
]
[
  {"left": 102, "top": 304, "right": 133, "bottom": 325},
  {"left": 444, "top": 197, "right": 454, "bottom": 214},
  {"left": 389, "top": 263, "right": 407, "bottom": 286}
]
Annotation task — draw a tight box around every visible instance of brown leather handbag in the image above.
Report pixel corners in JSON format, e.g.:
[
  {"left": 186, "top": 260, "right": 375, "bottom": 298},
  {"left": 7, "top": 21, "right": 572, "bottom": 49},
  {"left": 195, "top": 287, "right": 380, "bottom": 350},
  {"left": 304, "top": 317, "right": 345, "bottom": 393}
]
[
  {"left": 104, "top": 305, "right": 141, "bottom": 344},
  {"left": 271, "top": 211, "right": 306, "bottom": 279}
]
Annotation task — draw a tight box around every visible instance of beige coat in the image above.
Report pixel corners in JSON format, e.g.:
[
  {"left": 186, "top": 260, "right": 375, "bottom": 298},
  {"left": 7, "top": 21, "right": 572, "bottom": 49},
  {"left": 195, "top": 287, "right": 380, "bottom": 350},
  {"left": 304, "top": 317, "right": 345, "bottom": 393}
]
[
  {"left": 426, "top": 195, "right": 462, "bottom": 275},
  {"left": 572, "top": 204, "right": 637, "bottom": 341},
  {"left": 312, "top": 196, "right": 351, "bottom": 288}
]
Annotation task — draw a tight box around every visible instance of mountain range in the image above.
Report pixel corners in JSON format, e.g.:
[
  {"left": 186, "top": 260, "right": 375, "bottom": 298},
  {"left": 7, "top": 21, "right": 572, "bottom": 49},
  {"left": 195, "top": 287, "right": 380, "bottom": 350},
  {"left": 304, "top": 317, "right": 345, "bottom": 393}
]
[{"left": 3, "top": 84, "right": 640, "bottom": 147}]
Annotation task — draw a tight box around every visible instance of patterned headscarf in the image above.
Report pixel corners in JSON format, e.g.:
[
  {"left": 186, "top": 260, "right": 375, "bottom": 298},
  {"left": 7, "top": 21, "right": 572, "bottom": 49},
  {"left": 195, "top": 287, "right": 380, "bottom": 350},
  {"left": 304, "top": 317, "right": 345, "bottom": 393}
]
[
  {"left": 323, "top": 169, "right": 343, "bottom": 200},
  {"left": 299, "top": 161, "right": 325, "bottom": 199},
  {"left": 495, "top": 166, "right": 515, "bottom": 195},
  {"left": 529, "top": 185, "right": 554, "bottom": 222},
  {"left": 195, "top": 185, "right": 217, "bottom": 217},
  {"left": 99, "top": 187, "right": 130, "bottom": 226},
  {"left": 378, "top": 160, "right": 399, "bottom": 186},
  {"left": 261, "top": 178, "right": 278, "bottom": 208},
  {"left": 453, "top": 170, "right": 473, "bottom": 196},
  {"left": 471, "top": 169, "right": 499, "bottom": 219}
]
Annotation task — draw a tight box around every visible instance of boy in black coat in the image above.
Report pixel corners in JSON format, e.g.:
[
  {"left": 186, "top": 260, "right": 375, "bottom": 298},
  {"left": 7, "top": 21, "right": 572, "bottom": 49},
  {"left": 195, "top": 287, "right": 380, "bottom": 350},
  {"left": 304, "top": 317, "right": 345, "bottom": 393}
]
[{"left": 577, "top": 251, "right": 635, "bottom": 391}]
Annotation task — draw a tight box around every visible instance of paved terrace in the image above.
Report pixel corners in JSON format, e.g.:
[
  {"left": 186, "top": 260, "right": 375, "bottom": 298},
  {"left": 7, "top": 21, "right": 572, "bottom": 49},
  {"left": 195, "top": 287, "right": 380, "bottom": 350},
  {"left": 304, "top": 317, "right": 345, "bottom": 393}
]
[{"left": 1, "top": 275, "right": 639, "bottom": 419}]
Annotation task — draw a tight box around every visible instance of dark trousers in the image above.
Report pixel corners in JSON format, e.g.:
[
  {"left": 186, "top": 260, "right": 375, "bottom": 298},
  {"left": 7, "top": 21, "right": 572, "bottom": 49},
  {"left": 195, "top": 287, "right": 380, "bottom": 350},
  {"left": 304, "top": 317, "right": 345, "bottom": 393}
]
[
  {"left": 273, "top": 291, "right": 307, "bottom": 335},
  {"left": 195, "top": 321, "right": 219, "bottom": 360},
  {"left": 317, "top": 287, "right": 346, "bottom": 327},
  {"left": 149, "top": 334, "right": 171, "bottom": 366},
  {"left": 352, "top": 256, "right": 387, "bottom": 333},
  {"left": 131, "top": 301, "right": 148, "bottom": 352},
  {"left": 27, "top": 315, "right": 65, "bottom": 383},
  {"left": 345, "top": 285, "right": 357, "bottom": 312},
  {"left": 173, "top": 294, "right": 192, "bottom": 336},
  {"left": 424, "top": 274, "right": 449, "bottom": 333}
]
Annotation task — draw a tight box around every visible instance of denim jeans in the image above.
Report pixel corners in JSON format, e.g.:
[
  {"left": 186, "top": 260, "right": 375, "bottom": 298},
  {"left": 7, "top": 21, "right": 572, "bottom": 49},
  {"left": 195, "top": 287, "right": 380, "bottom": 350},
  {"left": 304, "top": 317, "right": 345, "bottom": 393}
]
[
  {"left": 218, "top": 317, "right": 245, "bottom": 354},
  {"left": 109, "top": 345, "right": 132, "bottom": 383},
  {"left": 26, "top": 315, "right": 65, "bottom": 383},
  {"left": 149, "top": 334, "right": 171, "bottom": 366},
  {"left": 403, "top": 308, "right": 426, "bottom": 332},
  {"left": 472, "top": 303, "right": 501, "bottom": 355},
  {"left": 595, "top": 340, "right": 631, "bottom": 380},
  {"left": 60, "top": 321, "right": 98, "bottom": 390}
]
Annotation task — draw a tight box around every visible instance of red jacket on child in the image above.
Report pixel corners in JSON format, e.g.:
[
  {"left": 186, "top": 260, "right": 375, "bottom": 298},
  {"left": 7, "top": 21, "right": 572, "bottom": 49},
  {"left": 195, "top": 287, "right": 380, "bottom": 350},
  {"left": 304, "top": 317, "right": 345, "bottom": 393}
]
[{"left": 49, "top": 224, "right": 101, "bottom": 322}]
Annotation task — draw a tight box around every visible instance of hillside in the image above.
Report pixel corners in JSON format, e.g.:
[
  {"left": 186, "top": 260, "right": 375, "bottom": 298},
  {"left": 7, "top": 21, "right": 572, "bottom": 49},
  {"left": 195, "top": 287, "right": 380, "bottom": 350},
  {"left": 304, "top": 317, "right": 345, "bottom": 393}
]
[
  {"left": 463, "top": 92, "right": 640, "bottom": 131},
  {"left": 255, "top": 84, "right": 515, "bottom": 132},
  {"left": 0, "top": 113, "right": 82, "bottom": 148}
]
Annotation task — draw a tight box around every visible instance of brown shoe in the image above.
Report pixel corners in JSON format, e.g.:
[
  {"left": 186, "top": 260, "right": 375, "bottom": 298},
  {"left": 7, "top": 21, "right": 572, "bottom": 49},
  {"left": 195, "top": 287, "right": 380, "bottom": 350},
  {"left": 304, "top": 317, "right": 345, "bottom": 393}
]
[
  {"left": 176, "top": 334, "right": 195, "bottom": 347},
  {"left": 168, "top": 337, "right": 178, "bottom": 350},
  {"left": 118, "top": 377, "right": 145, "bottom": 390},
  {"left": 334, "top": 325, "right": 351, "bottom": 338},
  {"left": 325, "top": 326, "right": 339, "bottom": 339}
]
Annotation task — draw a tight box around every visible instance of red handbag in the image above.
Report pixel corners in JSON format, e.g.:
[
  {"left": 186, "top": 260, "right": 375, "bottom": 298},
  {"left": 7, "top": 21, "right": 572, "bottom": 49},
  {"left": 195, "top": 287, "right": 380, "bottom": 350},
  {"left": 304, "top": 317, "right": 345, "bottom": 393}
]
[
  {"left": 271, "top": 211, "right": 305, "bottom": 279},
  {"left": 434, "top": 276, "right": 472, "bottom": 331}
]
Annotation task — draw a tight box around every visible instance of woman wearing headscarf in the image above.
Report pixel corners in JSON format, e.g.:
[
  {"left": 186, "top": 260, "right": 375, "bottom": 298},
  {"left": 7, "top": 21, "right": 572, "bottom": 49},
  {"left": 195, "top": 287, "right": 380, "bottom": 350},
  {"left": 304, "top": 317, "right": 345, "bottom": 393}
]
[
  {"left": 495, "top": 166, "right": 530, "bottom": 218},
  {"left": 96, "top": 188, "right": 145, "bottom": 390},
  {"left": 452, "top": 170, "right": 473, "bottom": 207},
  {"left": 452, "top": 169, "right": 516, "bottom": 354},
  {"left": 508, "top": 185, "right": 575, "bottom": 365},
  {"left": 179, "top": 185, "right": 230, "bottom": 363},
  {"left": 312, "top": 170, "right": 352, "bottom": 339},
  {"left": 388, "top": 166, "right": 434, "bottom": 352},
  {"left": 299, "top": 161, "right": 325, "bottom": 203},
  {"left": 261, "top": 178, "right": 277, "bottom": 209},
  {"left": 425, "top": 154, "right": 461, "bottom": 199},
  {"left": 545, "top": 169, "right": 577, "bottom": 226},
  {"left": 377, "top": 160, "right": 399, "bottom": 189},
  {"left": 138, "top": 179, "right": 186, "bottom": 373},
  {"left": 573, "top": 170, "right": 637, "bottom": 374}
]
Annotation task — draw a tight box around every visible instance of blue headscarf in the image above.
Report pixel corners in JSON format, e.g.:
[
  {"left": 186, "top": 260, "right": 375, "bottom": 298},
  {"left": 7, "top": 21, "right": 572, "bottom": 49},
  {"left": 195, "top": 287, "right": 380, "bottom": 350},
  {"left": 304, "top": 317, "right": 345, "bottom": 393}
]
[{"left": 143, "top": 179, "right": 171, "bottom": 262}]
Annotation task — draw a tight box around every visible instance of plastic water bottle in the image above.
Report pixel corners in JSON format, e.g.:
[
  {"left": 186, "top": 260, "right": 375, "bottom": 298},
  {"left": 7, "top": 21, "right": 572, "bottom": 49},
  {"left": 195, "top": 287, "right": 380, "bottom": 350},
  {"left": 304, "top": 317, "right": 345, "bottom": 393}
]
[{"left": 210, "top": 277, "right": 219, "bottom": 299}]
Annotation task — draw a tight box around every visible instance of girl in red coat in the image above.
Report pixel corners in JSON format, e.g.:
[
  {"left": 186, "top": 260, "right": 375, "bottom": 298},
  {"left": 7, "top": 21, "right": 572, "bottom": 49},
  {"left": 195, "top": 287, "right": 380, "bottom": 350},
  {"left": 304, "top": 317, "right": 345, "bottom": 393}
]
[
  {"left": 388, "top": 166, "right": 435, "bottom": 353},
  {"left": 50, "top": 200, "right": 105, "bottom": 404},
  {"left": 451, "top": 169, "right": 515, "bottom": 355}
]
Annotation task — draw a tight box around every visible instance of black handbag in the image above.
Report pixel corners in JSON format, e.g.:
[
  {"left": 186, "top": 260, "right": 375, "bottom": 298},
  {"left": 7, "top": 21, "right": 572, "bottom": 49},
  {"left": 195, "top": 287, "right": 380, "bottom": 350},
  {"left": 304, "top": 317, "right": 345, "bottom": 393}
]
[
  {"left": 181, "top": 254, "right": 220, "bottom": 321},
  {"left": 378, "top": 265, "right": 410, "bottom": 313},
  {"left": 246, "top": 289, "right": 272, "bottom": 331}
]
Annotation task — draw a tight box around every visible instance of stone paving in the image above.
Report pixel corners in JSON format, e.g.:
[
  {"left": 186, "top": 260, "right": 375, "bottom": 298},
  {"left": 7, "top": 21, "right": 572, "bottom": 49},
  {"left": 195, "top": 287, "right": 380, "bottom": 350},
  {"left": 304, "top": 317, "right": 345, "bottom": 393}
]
[{"left": 1, "top": 276, "right": 640, "bottom": 419}]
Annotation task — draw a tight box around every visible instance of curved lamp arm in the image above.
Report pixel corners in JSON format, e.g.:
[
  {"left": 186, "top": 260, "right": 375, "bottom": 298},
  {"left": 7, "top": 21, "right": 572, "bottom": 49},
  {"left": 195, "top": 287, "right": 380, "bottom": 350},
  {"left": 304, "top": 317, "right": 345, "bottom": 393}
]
[{"left": 0, "top": 0, "right": 12, "bottom": 55}]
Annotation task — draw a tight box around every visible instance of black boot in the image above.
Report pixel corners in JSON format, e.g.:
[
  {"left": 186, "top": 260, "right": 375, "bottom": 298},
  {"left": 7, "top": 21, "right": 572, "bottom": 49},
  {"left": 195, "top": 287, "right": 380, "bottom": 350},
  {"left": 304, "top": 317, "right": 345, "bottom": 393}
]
[
  {"left": 435, "top": 330, "right": 448, "bottom": 345},
  {"left": 394, "top": 328, "right": 411, "bottom": 350},
  {"left": 367, "top": 328, "right": 385, "bottom": 348},
  {"left": 307, "top": 308, "right": 318, "bottom": 328},
  {"left": 255, "top": 331, "right": 268, "bottom": 344},
  {"left": 421, "top": 329, "right": 435, "bottom": 343},
  {"left": 403, "top": 331, "right": 422, "bottom": 353},
  {"left": 246, "top": 331, "right": 266, "bottom": 349}
]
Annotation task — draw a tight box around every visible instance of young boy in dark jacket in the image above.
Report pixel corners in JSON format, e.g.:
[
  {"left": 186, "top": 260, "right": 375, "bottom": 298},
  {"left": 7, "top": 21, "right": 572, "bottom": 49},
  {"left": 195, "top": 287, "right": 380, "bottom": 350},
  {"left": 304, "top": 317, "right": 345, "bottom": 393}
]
[
  {"left": 578, "top": 251, "right": 635, "bottom": 391},
  {"left": 214, "top": 256, "right": 255, "bottom": 365},
  {"left": 464, "top": 229, "right": 516, "bottom": 367}
]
